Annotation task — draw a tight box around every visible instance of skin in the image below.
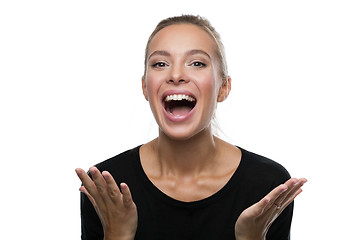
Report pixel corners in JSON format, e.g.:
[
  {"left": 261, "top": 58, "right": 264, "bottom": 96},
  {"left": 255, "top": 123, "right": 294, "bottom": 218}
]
[
  {"left": 142, "top": 24, "right": 230, "bottom": 141},
  {"left": 75, "top": 167, "right": 137, "bottom": 240},
  {"left": 76, "top": 23, "right": 306, "bottom": 240},
  {"left": 140, "top": 24, "right": 239, "bottom": 202}
]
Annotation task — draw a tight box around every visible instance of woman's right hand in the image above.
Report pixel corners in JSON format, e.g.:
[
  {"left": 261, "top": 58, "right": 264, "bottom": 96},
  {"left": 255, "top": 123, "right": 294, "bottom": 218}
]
[{"left": 75, "top": 167, "right": 138, "bottom": 240}]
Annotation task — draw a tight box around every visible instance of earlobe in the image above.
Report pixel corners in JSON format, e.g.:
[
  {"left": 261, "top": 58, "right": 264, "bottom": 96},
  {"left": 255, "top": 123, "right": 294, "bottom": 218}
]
[
  {"left": 142, "top": 77, "right": 149, "bottom": 101},
  {"left": 217, "top": 76, "right": 232, "bottom": 102}
]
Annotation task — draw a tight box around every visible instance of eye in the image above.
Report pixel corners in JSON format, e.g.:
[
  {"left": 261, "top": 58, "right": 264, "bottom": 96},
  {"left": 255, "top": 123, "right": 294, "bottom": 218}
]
[
  {"left": 152, "top": 62, "right": 168, "bottom": 68},
  {"left": 191, "top": 61, "right": 207, "bottom": 68}
]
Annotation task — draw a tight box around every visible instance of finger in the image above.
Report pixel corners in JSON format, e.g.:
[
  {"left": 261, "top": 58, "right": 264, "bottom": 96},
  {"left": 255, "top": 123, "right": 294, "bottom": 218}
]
[
  {"left": 280, "top": 179, "right": 307, "bottom": 210},
  {"left": 75, "top": 168, "right": 91, "bottom": 185},
  {"left": 280, "top": 178, "right": 307, "bottom": 205},
  {"left": 120, "top": 183, "right": 135, "bottom": 209},
  {"left": 76, "top": 168, "right": 103, "bottom": 214},
  {"left": 255, "top": 196, "right": 272, "bottom": 217},
  {"left": 75, "top": 168, "right": 100, "bottom": 198},
  {"left": 260, "top": 179, "right": 299, "bottom": 229},
  {"left": 102, "top": 171, "right": 121, "bottom": 202},
  {"left": 89, "top": 167, "right": 109, "bottom": 198},
  {"left": 272, "top": 178, "right": 306, "bottom": 216},
  {"left": 272, "top": 178, "right": 299, "bottom": 208},
  {"left": 276, "top": 189, "right": 303, "bottom": 216},
  {"left": 79, "top": 186, "right": 97, "bottom": 207},
  {"left": 79, "top": 185, "right": 105, "bottom": 220},
  {"left": 263, "top": 183, "right": 289, "bottom": 212}
]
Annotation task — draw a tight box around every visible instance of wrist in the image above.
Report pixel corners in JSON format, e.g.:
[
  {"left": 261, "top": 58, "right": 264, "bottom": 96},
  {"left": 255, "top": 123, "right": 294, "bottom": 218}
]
[
  {"left": 104, "top": 236, "right": 134, "bottom": 240},
  {"left": 235, "top": 236, "right": 265, "bottom": 240},
  {"left": 236, "top": 239, "right": 264, "bottom": 240},
  {"left": 104, "top": 232, "right": 134, "bottom": 240}
]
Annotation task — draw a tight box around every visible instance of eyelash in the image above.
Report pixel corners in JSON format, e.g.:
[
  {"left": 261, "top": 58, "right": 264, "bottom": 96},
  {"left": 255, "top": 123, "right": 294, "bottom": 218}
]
[
  {"left": 150, "top": 61, "right": 207, "bottom": 69},
  {"left": 191, "top": 61, "right": 206, "bottom": 68},
  {"left": 151, "top": 62, "right": 168, "bottom": 68}
]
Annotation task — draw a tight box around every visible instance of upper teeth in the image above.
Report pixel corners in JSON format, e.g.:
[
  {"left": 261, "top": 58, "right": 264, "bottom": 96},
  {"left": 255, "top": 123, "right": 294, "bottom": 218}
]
[{"left": 165, "top": 94, "right": 195, "bottom": 102}]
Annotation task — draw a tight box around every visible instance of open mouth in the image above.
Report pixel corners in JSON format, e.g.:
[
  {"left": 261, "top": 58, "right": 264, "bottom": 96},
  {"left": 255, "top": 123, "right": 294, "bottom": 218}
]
[{"left": 163, "top": 94, "right": 197, "bottom": 116}]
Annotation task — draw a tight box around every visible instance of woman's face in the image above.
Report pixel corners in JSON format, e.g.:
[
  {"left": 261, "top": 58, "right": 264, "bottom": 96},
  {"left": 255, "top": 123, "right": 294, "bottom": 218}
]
[{"left": 142, "top": 24, "right": 228, "bottom": 140}]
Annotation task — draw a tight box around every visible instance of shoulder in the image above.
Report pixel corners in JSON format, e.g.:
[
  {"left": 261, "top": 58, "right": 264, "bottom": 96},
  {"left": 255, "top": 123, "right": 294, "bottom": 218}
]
[
  {"left": 228, "top": 147, "right": 292, "bottom": 206},
  {"left": 241, "top": 148, "right": 289, "bottom": 175},
  {"left": 94, "top": 145, "right": 141, "bottom": 179},
  {"left": 238, "top": 147, "right": 291, "bottom": 186}
]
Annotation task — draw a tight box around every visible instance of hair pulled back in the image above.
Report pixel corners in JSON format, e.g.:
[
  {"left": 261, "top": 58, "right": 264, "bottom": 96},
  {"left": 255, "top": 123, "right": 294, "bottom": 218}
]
[{"left": 144, "top": 15, "right": 228, "bottom": 81}]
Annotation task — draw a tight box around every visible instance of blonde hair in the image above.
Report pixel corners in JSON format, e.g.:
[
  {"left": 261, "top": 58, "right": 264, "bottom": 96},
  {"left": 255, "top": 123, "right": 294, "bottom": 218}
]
[
  {"left": 144, "top": 14, "right": 228, "bottom": 81},
  {"left": 143, "top": 15, "right": 229, "bottom": 137}
]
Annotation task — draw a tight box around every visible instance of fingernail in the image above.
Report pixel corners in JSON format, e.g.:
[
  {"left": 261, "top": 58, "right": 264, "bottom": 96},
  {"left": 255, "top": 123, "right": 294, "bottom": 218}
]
[
  {"left": 102, "top": 171, "right": 110, "bottom": 179},
  {"left": 89, "top": 167, "right": 96, "bottom": 175},
  {"left": 75, "top": 168, "right": 81, "bottom": 176}
]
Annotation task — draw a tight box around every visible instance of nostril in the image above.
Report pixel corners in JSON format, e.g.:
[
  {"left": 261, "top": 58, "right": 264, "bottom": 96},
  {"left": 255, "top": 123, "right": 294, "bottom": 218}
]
[{"left": 169, "top": 79, "right": 186, "bottom": 84}]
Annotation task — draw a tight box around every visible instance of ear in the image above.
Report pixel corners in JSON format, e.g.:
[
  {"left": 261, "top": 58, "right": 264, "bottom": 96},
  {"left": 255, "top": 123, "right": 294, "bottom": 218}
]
[
  {"left": 217, "top": 76, "right": 232, "bottom": 102},
  {"left": 142, "top": 76, "right": 149, "bottom": 101}
]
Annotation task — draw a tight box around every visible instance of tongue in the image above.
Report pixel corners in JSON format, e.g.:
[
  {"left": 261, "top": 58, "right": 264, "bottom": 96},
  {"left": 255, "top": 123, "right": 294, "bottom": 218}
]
[{"left": 171, "top": 106, "right": 192, "bottom": 116}]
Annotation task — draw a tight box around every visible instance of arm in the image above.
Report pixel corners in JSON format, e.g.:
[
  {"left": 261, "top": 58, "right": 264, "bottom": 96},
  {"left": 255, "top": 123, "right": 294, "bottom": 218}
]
[
  {"left": 235, "top": 178, "right": 307, "bottom": 240},
  {"left": 76, "top": 167, "right": 138, "bottom": 240}
]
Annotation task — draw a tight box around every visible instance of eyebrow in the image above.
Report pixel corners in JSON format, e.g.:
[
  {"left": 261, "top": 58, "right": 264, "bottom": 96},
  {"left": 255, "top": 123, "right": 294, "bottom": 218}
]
[
  {"left": 186, "top": 49, "right": 211, "bottom": 59},
  {"left": 148, "top": 49, "right": 211, "bottom": 60},
  {"left": 148, "top": 50, "right": 171, "bottom": 59}
]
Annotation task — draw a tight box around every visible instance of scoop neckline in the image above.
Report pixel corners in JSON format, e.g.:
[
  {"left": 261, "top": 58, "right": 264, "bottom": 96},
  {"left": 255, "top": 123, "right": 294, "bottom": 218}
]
[{"left": 133, "top": 145, "right": 246, "bottom": 208}]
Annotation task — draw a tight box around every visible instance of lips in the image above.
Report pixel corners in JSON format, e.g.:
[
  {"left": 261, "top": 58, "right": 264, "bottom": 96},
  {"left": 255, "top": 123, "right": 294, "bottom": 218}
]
[{"left": 161, "top": 90, "right": 197, "bottom": 121}]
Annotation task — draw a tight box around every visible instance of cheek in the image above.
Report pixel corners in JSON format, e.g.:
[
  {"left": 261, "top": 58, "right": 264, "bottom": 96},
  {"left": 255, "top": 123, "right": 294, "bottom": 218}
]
[
  {"left": 198, "top": 73, "right": 219, "bottom": 99},
  {"left": 144, "top": 74, "right": 165, "bottom": 113},
  {"left": 144, "top": 77, "right": 160, "bottom": 118},
  {"left": 144, "top": 75, "right": 159, "bottom": 99}
]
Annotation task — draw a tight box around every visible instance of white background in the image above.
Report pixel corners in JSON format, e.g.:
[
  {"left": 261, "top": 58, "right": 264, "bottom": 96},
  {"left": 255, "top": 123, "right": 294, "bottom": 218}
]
[{"left": 1, "top": 0, "right": 359, "bottom": 239}]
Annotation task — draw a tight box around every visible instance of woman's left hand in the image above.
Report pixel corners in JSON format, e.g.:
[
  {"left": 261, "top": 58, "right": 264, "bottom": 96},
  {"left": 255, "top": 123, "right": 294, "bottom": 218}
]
[{"left": 234, "top": 178, "right": 307, "bottom": 240}]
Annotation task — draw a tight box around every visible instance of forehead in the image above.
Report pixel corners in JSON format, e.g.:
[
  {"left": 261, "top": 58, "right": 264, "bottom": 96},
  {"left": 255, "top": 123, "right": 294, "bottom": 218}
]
[{"left": 148, "top": 24, "right": 217, "bottom": 57}]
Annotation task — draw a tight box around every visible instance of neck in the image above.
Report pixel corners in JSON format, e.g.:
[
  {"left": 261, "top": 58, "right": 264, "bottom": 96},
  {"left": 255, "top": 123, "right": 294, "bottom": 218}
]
[{"left": 153, "top": 128, "right": 218, "bottom": 177}]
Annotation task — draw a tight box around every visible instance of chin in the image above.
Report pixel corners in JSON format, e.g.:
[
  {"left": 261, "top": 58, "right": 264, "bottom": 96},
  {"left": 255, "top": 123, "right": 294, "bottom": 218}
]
[
  {"left": 159, "top": 124, "right": 211, "bottom": 142},
  {"left": 160, "top": 128, "right": 193, "bottom": 141}
]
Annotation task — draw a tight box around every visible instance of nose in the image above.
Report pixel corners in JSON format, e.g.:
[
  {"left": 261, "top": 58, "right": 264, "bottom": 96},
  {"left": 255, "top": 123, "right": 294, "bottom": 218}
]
[{"left": 167, "top": 64, "right": 188, "bottom": 85}]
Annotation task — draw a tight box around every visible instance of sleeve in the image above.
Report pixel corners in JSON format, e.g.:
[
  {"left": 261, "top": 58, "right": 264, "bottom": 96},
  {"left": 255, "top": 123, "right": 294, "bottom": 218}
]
[{"left": 80, "top": 192, "right": 104, "bottom": 240}]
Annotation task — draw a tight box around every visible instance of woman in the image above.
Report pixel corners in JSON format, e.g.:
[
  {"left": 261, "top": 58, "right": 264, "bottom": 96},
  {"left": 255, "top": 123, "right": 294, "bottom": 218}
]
[{"left": 76, "top": 15, "right": 306, "bottom": 240}]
